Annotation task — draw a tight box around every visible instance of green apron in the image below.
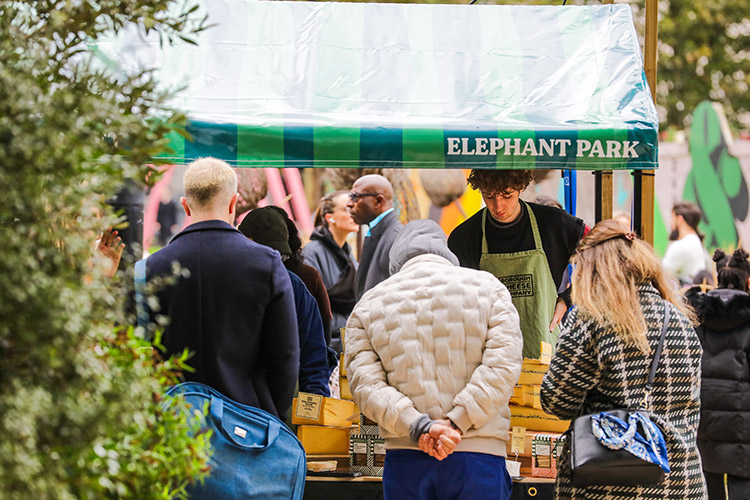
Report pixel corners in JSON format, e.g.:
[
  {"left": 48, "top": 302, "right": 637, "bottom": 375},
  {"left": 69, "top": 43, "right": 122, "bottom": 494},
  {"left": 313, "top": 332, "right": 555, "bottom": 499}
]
[{"left": 479, "top": 202, "right": 559, "bottom": 360}]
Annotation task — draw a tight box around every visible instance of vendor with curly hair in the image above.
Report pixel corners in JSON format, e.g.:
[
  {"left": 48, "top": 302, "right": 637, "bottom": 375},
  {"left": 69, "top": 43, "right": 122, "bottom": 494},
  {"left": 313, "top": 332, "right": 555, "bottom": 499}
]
[{"left": 448, "top": 169, "right": 586, "bottom": 359}]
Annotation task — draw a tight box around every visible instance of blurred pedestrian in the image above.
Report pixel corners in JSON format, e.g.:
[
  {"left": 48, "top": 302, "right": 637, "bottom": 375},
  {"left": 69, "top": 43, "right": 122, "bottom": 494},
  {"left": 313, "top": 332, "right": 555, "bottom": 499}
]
[
  {"left": 302, "top": 191, "right": 359, "bottom": 352},
  {"left": 540, "top": 219, "right": 705, "bottom": 499},
  {"left": 663, "top": 201, "right": 709, "bottom": 284},
  {"left": 346, "top": 220, "right": 523, "bottom": 500},
  {"left": 156, "top": 185, "right": 179, "bottom": 246},
  {"left": 686, "top": 248, "right": 750, "bottom": 500}
]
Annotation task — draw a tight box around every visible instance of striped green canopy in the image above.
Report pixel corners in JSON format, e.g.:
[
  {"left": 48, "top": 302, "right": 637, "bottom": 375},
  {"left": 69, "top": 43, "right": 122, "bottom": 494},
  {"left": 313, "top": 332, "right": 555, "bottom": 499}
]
[{"left": 94, "top": 0, "right": 658, "bottom": 170}]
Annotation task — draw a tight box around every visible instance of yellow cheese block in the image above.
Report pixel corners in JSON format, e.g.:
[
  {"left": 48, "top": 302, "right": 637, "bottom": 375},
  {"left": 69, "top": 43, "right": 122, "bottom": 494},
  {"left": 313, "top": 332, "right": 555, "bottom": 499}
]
[
  {"left": 523, "top": 341, "right": 553, "bottom": 365},
  {"left": 510, "top": 385, "right": 524, "bottom": 406},
  {"left": 517, "top": 361, "right": 547, "bottom": 386},
  {"left": 521, "top": 385, "right": 542, "bottom": 410},
  {"left": 339, "top": 353, "right": 346, "bottom": 377},
  {"left": 292, "top": 396, "right": 358, "bottom": 427},
  {"left": 297, "top": 425, "right": 350, "bottom": 455},
  {"left": 340, "top": 376, "right": 353, "bottom": 401},
  {"left": 510, "top": 405, "right": 569, "bottom": 434}
]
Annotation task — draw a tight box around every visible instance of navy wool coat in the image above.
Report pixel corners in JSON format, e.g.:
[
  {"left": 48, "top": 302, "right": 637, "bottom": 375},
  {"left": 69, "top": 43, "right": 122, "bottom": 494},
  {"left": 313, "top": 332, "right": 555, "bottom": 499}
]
[{"left": 146, "top": 220, "right": 299, "bottom": 418}]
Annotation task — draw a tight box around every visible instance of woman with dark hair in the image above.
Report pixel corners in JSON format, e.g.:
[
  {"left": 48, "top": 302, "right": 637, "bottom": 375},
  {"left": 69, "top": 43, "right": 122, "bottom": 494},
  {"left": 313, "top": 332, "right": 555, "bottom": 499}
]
[
  {"left": 264, "top": 205, "right": 333, "bottom": 346},
  {"left": 301, "top": 191, "right": 359, "bottom": 352},
  {"left": 237, "top": 207, "right": 332, "bottom": 396},
  {"left": 540, "top": 219, "right": 706, "bottom": 500},
  {"left": 686, "top": 248, "right": 750, "bottom": 499}
]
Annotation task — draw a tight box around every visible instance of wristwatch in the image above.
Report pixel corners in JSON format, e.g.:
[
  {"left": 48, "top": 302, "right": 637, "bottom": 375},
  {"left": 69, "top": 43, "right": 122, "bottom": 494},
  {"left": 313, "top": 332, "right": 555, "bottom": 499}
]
[{"left": 448, "top": 419, "right": 462, "bottom": 435}]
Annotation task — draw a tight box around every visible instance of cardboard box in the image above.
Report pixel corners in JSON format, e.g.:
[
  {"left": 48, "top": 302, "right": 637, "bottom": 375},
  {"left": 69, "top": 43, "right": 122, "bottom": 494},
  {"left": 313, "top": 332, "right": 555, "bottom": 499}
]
[
  {"left": 292, "top": 394, "right": 358, "bottom": 427},
  {"left": 531, "top": 433, "right": 560, "bottom": 478},
  {"left": 297, "top": 425, "right": 350, "bottom": 455},
  {"left": 510, "top": 405, "right": 569, "bottom": 434}
]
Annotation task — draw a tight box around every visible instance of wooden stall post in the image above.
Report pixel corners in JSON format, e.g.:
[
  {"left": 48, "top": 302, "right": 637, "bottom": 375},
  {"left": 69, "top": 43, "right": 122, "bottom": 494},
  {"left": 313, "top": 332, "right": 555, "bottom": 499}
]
[
  {"left": 593, "top": 171, "right": 614, "bottom": 223},
  {"left": 635, "top": 0, "right": 658, "bottom": 243}
]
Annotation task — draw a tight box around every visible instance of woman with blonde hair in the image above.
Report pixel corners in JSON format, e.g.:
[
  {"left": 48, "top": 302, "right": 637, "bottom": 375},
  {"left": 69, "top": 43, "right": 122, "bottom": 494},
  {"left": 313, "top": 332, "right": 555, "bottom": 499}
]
[{"left": 540, "top": 219, "right": 706, "bottom": 500}]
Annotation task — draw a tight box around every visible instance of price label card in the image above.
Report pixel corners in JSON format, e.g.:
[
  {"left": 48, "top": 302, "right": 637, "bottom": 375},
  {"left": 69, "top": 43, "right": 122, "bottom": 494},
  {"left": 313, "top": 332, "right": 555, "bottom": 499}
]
[
  {"left": 294, "top": 392, "right": 323, "bottom": 420},
  {"left": 511, "top": 426, "right": 526, "bottom": 454}
]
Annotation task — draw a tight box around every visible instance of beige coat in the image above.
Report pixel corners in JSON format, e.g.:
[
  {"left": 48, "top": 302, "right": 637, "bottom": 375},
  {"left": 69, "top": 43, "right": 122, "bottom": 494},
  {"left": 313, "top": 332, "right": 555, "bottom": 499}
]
[{"left": 345, "top": 254, "right": 523, "bottom": 456}]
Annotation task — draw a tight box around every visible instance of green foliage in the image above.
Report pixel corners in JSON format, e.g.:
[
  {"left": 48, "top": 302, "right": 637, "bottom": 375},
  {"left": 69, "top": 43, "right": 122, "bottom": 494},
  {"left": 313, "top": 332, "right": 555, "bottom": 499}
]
[
  {"left": 0, "top": 0, "right": 211, "bottom": 498},
  {"left": 657, "top": 0, "right": 750, "bottom": 131}
]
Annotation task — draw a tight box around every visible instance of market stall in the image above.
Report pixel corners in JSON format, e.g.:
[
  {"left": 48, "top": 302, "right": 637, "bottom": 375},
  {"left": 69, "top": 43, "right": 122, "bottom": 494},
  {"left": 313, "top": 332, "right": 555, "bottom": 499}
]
[{"left": 93, "top": 1, "right": 660, "bottom": 498}]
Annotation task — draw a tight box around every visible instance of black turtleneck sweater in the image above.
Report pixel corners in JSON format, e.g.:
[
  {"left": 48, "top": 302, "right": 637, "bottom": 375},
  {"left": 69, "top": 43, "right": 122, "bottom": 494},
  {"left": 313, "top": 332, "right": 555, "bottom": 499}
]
[{"left": 447, "top": 202, "right": 585, "bottom": 303}]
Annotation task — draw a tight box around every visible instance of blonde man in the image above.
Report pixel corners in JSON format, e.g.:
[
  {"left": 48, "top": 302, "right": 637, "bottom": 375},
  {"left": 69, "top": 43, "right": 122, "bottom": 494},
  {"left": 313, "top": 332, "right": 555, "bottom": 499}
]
[{"left": 144, "top": 158, "right": 299, "bottom": 418}]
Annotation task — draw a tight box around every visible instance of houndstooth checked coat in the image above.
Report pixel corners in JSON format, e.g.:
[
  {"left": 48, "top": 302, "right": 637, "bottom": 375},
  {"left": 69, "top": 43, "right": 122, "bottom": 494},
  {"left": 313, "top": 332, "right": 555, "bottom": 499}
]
[{"left": 540, "top": 283, "right": 707, "bottom": 500}]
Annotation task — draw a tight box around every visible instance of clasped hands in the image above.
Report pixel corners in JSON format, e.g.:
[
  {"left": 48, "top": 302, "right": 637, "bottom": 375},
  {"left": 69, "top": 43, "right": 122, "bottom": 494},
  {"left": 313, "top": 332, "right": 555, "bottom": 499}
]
[{"left": 417, "top": 419, "right": 462, "bottom": 461}]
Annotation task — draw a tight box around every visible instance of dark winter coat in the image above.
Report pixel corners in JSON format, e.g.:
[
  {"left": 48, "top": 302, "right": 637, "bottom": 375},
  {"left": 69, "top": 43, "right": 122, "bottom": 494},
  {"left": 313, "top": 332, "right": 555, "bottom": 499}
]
[
  {"left": 286, "top": 261, "right": 332, "bottom": 344},
  {"left": 541, "top": 283, "right": 706, "bottom": 500},
  {"left": 686, "top": 286, "right": 750, "bottom": 479},
  {"left": 355, "top": 210, "right": 402, "bottom": 301},
  {"left": 146, "top": 220, "right": 299, "bottom": 418},
  {"left": 287, "top": 270, "right": 330, "bottom": 397},
  {"left": 301, "top": 227, "right": 357, "bottom": 342}
]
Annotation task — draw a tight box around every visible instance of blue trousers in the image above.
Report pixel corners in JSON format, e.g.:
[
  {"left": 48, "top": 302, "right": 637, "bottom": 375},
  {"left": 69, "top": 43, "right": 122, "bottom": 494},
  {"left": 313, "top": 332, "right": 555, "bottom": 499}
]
[{"left": 383, "top": 450, "right": 513, "bottom": 500}]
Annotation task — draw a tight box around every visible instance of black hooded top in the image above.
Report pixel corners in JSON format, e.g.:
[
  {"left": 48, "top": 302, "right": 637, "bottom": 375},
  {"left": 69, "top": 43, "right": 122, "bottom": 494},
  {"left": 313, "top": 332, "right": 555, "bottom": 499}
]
[{"left": 685, "top": 286, "right": 750, "bottom": 478}]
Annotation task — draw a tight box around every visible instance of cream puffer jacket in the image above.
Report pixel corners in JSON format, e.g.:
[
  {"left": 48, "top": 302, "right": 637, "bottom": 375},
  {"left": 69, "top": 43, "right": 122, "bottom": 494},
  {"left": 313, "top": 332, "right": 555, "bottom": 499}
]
[{"left": 345, "top": 254, "right": 522, "bottom": 456}]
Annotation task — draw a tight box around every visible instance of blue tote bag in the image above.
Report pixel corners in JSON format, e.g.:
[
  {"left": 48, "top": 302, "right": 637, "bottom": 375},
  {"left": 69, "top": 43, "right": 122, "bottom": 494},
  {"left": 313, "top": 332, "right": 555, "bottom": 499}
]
[{"left": 166, "top": 382, "right": 306, "bottom": 500}]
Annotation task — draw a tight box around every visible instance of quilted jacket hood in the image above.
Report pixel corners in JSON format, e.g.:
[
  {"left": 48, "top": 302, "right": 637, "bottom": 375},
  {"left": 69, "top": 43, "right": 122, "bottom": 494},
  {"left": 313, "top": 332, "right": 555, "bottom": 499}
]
[{"left": 388, "top": 219, "right": 459, "bottom": 276}]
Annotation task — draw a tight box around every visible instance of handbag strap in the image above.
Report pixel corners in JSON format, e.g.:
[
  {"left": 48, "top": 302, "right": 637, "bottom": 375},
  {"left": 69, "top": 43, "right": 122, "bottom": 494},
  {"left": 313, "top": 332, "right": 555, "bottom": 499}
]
[
  {"left": 644, "top": 303, "right": 671, "bottom": 406},
  {"left": 134, "top": 258, "right": 149, "bottom": 331}
]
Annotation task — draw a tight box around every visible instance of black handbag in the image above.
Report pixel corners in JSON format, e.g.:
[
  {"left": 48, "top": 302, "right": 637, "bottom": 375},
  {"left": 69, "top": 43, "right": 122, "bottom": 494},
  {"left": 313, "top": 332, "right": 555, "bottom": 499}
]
[{"left": 569, "top": 304, "right": 672, "bottom": 487}]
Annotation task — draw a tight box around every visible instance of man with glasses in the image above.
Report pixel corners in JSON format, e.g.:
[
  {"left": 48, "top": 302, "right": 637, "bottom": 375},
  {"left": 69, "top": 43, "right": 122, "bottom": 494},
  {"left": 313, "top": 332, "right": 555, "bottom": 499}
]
[{"left": 347, "top": 174, "right": 402, "bottom": 300}]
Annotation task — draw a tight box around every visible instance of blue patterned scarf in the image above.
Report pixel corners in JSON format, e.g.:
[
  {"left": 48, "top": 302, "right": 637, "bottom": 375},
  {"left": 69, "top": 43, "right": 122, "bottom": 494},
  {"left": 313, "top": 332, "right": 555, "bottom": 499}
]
[{"left": 591, "top": 411, "right": 670, "bottom": 473}]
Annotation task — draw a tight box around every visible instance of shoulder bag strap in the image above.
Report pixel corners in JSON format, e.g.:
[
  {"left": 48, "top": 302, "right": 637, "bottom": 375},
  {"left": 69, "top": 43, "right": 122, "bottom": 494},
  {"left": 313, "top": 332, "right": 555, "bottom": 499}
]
[
  {"left": 134, "top": 258, "right": 149, "bottom": 331},
  {"left": 644, "top": 303, "right": 671, "bottom": 405}
]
